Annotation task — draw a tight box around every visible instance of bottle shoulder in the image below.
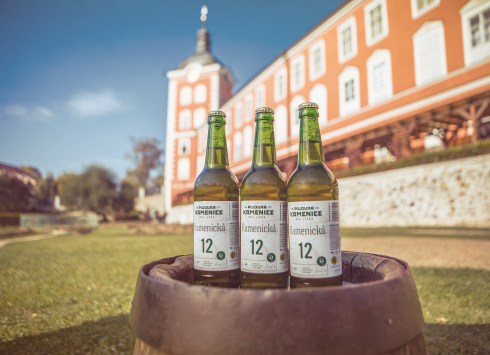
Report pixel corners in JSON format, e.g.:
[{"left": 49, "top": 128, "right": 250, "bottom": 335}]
[
  {"left": 194, "top": 168, "right": 239, "bottom": 193},
  {"left": 287, "top": 165, "right": 338, "bottom": 201},
  {"left": 240, "top": 167, "right": 287, "bottom": 200},
  {"left": 288, "top": 165, "right": 336, "bottom": 186}
]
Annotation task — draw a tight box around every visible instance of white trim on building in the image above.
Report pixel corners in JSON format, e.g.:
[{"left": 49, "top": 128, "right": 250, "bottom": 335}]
[
  {"left": 364, "top": 0, "right": 389, "bottom": 47},
  {"left": 309, "top": 39, "right": 326, "bottom": 81},
  {"left": 366, "top": 49, "right": 393, "bottom": 105},
  {"left": 338, "top": 66, "right": 361, "bottom": 117},
  {"left": 461, "top": 0, "right": 490, "bottom": 67},
  {"left": 410, "top": 0, "right": 440, "bottom": 19},
  {"left": 337, "top": 16, "right": 358, "bottom": 63}
]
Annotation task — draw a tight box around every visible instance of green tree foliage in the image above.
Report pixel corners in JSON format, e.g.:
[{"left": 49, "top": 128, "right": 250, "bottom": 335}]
[
  {"left": 20, "top": 166, "right": 42, "bottom": 181},
  {"left": 126, "top": 138, "right": 163, "bottom": 187},
  {"left": 35, "top": 173, "right": 58, "bottom": 205},
  {"left": 58, "top": 165, "right": 117, "bottom": 215},
  {"left": 114, "top": 178, "right": 138, "bottom": 213},
  {"left": 0, "top": 175, "right": 35, "bottom": 212}
]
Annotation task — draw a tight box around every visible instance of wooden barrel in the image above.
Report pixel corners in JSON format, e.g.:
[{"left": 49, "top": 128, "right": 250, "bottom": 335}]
[{"left": 129, "top": 252, "right": 426, "bottom": 355}]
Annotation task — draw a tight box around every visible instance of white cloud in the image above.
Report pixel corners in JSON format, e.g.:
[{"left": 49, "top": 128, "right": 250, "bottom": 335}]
[
  {"left": 2, "top": 104, "right": 54, "bottom": 122},
  {"left": 67, "top": 89, "right": 124, "bottom": 118}
]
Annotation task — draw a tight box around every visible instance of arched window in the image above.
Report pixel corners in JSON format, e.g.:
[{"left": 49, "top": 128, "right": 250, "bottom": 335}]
[
  {"left": 275, "top": 105, "right": 288, "bottom": 143},
  {"left": 338, "top": 66, "right": 360, "bottom": 117},
  {"left": 413, "top": 21, "right": 447, "bottom": 86},
  {"left": 245, "top": 95, "right": 254, "bottom": 122},
  {"left": 177, "top": 158, "right": 190, "bottom": 181},
  {"left": 309, "top": 84, "right": 328, "bottom": 126},
  {"left": 194, "top": 84, "right": 207, "bottom": 104},
  {"left": 233, "top": 131, "right": 243, "bottom": 162},
  {"left": 235, "top": 103, "right": 243, "bottom": 129},
  {"left": 179, "top": 109, "right": 191, "bottom": 130},
  {"left": 178, "top": 138, "right": 190, "bottom": 156},
  {"left": 179, "top": 86, "right": 192, "bottom": 106},
  {"left": 193, "top": 107, "right": 206, "bottom": 128},
  {"left": 243, "top": 125, "right": 253, "bottom": 157},
  {"left": 290, "top": 95, "right": 305, "bottom": 137},
  {"left": 366, "top": 49, "right": 393, "bottom": 105},
  {"left": 226, "top": 111, "right": 232, "bottom": 136}
]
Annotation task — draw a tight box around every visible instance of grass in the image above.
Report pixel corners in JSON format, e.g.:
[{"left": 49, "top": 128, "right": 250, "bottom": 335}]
[
  {"left": 341, "top": 226, "right": 490, "bottom": 240},
  {"left": 0, "top": 226, "right": 488, "bottom": 354}
]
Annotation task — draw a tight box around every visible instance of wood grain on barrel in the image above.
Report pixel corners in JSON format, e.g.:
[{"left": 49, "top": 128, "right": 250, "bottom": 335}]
[{"left": 129, "top": 252, "right": 426, "bottom": 355}]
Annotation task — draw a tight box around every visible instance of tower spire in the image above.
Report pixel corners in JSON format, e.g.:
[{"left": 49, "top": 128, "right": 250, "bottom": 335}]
[{"left": 196, "top": 5, "right": 210, "bottom": 54}]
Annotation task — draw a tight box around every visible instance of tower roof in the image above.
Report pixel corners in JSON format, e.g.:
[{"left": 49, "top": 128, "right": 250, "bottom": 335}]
[{"left": 179, "top": 6, "right": 220, "bottom": 69}]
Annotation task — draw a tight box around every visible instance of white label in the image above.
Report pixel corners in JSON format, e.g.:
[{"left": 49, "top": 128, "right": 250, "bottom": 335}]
[
  {"left": 194, "top": 201, "right": 239, "bottom": 271},
  {"left": 240, "top": 201, "right": 288, "bottom": 274},
  {"left": 289, "top": 201, "right": 342, "bottom": 278}
]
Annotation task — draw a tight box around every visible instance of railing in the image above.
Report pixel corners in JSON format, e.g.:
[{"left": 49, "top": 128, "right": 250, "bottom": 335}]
[{"left": 19, "top": 213, "right": 99, "bottom": 228}]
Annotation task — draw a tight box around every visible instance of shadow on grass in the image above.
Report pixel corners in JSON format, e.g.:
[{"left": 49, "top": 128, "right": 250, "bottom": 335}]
[
  {"left": 424, "top": 323, "right": 490, "bottom": 355},
  {"left": 0, "top": 314, "right": 135, "bottom": 355}
]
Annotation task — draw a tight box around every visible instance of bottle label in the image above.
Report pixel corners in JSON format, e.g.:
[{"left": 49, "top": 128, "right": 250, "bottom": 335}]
[
  {"left": 194, "top": 201, "right": 239, "bottom": 271},
  {"left": 289, "top": 201, "right": 342, "bottom": 279},
  {"left": 240, "top": 201, "right": 289, "bottom": 274}
]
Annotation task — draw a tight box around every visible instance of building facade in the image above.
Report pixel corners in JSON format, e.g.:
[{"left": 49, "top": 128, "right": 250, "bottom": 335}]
[{"left": 165, "top": 0, "right": 490, "bottom": 215}]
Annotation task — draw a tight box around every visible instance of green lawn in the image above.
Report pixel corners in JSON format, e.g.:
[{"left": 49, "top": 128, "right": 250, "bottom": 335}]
[{"left": 0, "top": 226, "right": 488, "bottom": 354}]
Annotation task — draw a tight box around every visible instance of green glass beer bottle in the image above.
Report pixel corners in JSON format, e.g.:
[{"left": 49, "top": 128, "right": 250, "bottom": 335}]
[
  {"left": 240, "top": 107, "right": 288, "bottom": 289},
  {"left": 287, "top": 103, "right": 342, "bottom": 288},
  {"left": 193, "top": 111, "right": 240, "bottom": 288}
]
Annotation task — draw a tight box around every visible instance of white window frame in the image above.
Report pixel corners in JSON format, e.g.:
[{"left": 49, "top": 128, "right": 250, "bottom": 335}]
[
  {"left": 193, "top": 84, "right": 207, "bottom": 104},
  {"left": 179, "top": 86, "right": 192, "bottom": 106},
  {"left": 290, "top": 55, "right": 305, "bottom": 93},
  {"left": 225, "top": 111, "right": 232, "bottom": 136},
  {"left": 275, "top": 105, "right": 288, "bottom": 143},
  {"left": 178, "top": 138, "right": 191, "bottom": 156},
  {"left": 366, "top": 49, "right": 393, "bottom": 105},
  {"left": 309, "top": 84, "right": 328, "bottom": 126},
  {"left": 410, "top": 0, "right": 440, "bottom": 19},
  {"left": 233, "top": 131, "right": 242, "bottom": 162},
  {"left": 338, "top": 66, "right": 361, "bottom": 117},
  {"left": 193, "top": 107, "right": 207, "bottom": 129},
  {"left": 309, "top": 40, "right": 326, "bottom": 81},
  {"left": 177, "top": 158, "right": 190, "bottom": 181},
  {"left": 412, "top": 21, "right": 447, "bottom": 86},
  {"left": 364, "top": 0, "right": 389, "bottom": 47},
  {"left": 243, "top": 125, "right": 254, "bottom": 157},
  {"left": 274, "top": 68, "right": 287, "bottom": 102},
  {"left": 256, "top": 85, "right": 266, "bottom": 108},
  {"left": 290, "top": 95, "right": 306, "bottom": 137},
  {"left": 234, "top": 102, "right": 243, "bottom": 129},
  {"left": 244, "top": 94, "right": 254, "bottom": 122},
  {"left": 337, "top": 16, "right": 358, "bottom": 63},
  {"left": 460, "top": 0, "right": 490, "bottom": 67},
  {"left": 196, "top": 154, "right": 205, "bottom": 173},
  {"left": 178, "top": 109, "right": 191, "bottom": 130}
]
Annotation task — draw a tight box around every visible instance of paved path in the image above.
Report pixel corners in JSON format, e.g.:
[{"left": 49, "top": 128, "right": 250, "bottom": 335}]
[
  {"left": 343, "top": 237, "right": 490, "bottom": 270},
  {"left": 0, "top": 230, "right": 66, "bottom": 248}
]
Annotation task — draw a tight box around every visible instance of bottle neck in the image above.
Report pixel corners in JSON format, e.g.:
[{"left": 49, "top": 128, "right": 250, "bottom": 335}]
[
  {"left": 252, "top": 115, "right": 278, "bottom": 168},
  {"left": 298, "top": 110, "right": 324, "bottom": 166},
  {"left": 204, "top": 121, "right": 229, "bottom": 169}
]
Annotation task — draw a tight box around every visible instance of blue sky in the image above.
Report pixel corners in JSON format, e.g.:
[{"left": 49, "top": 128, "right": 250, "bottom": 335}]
[{"left": 0, "top": 0, "right": 344, "bottom": 179}]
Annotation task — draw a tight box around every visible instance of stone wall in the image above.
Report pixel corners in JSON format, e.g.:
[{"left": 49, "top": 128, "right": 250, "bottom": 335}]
[
  {"left": 166, "top": 203, "right": 193, "bottom": 225},
  {"left": 338, "top": 154, "right": 490, "bottom": 227}
]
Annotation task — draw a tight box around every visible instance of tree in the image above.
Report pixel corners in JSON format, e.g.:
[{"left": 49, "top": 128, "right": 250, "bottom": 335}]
[
  {"left": 114, "top": 178, "right": 138, "bottom": 213},
  {"left": 35, "top": 173, "right": 58, "bottom": 205},
  {"left": 20, "top": 166, "right": 42, "bottom": 182},
  {"left": 0, "top": 174, "right": 35, "bottom": 212},
  {"left": 126, "top": 138, "right": 163, "bottom": 187},
  {"left": 58, "top": 165, "right": 117, "bottom": 215}
]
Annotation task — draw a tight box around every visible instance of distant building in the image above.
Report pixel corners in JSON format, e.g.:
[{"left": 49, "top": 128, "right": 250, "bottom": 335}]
[
  {"left": 134, "top": 186, "right": 165, "bottom": 220},
  {"left": 164, "top": 0, "right": 490, "bottom": 218}
]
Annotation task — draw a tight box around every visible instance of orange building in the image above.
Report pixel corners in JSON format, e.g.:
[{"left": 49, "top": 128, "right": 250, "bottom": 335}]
[{"left": 164, "top": 0, "right": 490, "bottom": 215}]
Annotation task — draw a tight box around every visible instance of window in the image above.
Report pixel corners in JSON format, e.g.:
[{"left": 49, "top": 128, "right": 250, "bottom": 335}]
[
  {"left": 461, "top": 1, "right": 490, "bottom": 66},
  {"left": 366, "top": 49, "right": 393, "bottom": 105},
  {"left": 226, "top": 111, "right": 232, "bottom": 136},
  {"left": 256, "top": 85, "right": 265, "bottom": 108},
  {"left": 309, "top": 40, "right": 326, "bottom": 81},
  {"left": 290, "top": 55, "right": 305, "bottom": 92},
  {"left": 177, "top": 158, "right": 190, "bottom": 181},
  {"left": 196, "top": 155, "right": 205, "bottom": 173},
  {"left": 198, "top": 127, "right": 207, "bottom": 153},
  {"left": 234, "top": 103, "right": 243, "bottom": 129},
  {"left": 274, "top": 68, "right": 287, "bottom": 102},
  {"left": 364, "top": 0, "right": 389, "bottom": 47},
  {"left": 275, "top": 105, "right": 288, "bottom": 143},
  {"left": 290, "top": 95, "right": 305, "bottom": 137},
  {"left": 178, "top": 138, "right": 190, "bottom": 156},
  {"left": 411, "top": 0, "right": 440, "bottom": 19},
  {"left": 337, "top": 17, "right": 358, "bottom": 63},
  {"left": 245, "top": 95, "right": 253, "bottom": 122},
  {"left": 179, "top": 86, "right": 192, "bottom": 106},
  {"left": 338, "top": 66, "right": 361, "bottom": 116},
  {"left": 194, "top": 84, "right": 207, "bottom": 104},
  {"left": 309, "top": 84, "right": 328, "bottom": 126},
  {"left": 233, "top": 131, "right": 242, "bottom": 161},
  {"left": 193, "top": 107, "right": 206, "bottom": 128},
  {"left": 243, "top": 125, "right": 253, "bottom": 157},
  {"left": 179, "top": 109, "right": 191, "bottom": 130},
  {"left": 413, "top": 21, "right": 447, "bottom": 86}
]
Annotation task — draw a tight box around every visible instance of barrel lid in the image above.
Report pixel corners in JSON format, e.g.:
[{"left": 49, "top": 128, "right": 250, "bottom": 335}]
[
  {"left": 255, "top": 107, "right": 274, "bottom": 114},
  {"left": 299, "top": 102, "right": 319, "bottom": 110}
]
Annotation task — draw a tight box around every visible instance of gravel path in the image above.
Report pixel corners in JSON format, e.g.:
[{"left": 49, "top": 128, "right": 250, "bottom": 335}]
[
  {"left": 0, "top": 230, "right": 66, "bottom": 248},
  {"left": 343, "top": 237, "right": 490, "bottom": 270}
]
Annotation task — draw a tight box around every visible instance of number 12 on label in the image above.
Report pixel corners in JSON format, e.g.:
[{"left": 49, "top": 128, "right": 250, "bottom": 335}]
[
  {"left": 201, "top": 238, "right": 213, "bottom": 253},
  {"left": 250, "top": 239, "right": 263, "bottom": 255},
  {"left": 299, "top": 243, "right": 312, "bottom": 259}
]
